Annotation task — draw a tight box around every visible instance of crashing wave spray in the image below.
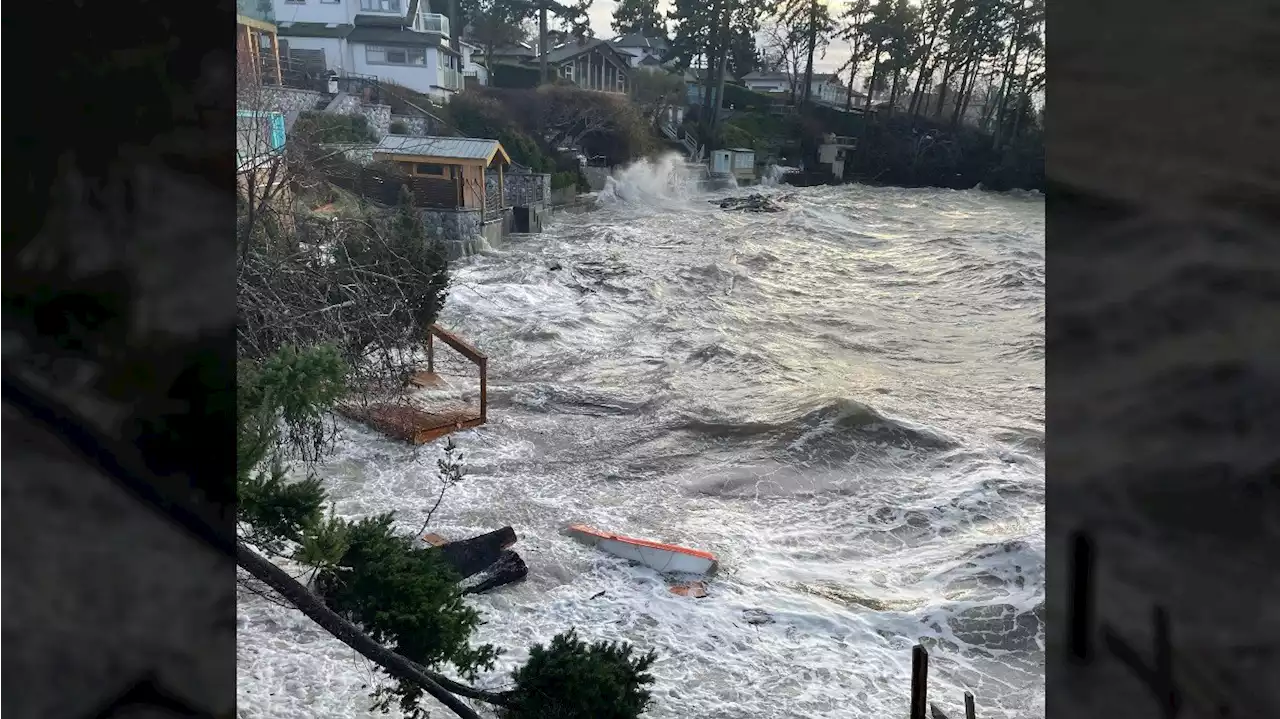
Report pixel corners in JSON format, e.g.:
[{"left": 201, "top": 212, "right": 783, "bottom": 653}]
[
  {"left": 597, "top": 153, "right": 702, "bottom": 206},
  {"left": 760, "top": 164, "right": 797, "bottom": 187}
]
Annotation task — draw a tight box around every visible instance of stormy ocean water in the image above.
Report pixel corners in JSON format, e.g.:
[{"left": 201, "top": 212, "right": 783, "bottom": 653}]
[{"left": 237, "top": 156, "right": 1046, "bottom": 718}]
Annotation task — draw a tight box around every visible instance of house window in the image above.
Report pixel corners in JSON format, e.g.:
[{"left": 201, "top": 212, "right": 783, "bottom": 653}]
[
  {"left": 321, "top": 0, "right": 340, "bottom": 3},
  {"left": 361, "top": 0, "right": 401, "bottom": 11},
  {"left": 366, "top": 45, "right": 426, "bottom": 66},
  {"left": 415, "top": 163, "right": 448, "bottom": 176},
  {"left": 285, "top": 0, "right": 304, "bottom": 4},
  {"left": 560, "top": 64, "right": 573, "bottom": 80}
]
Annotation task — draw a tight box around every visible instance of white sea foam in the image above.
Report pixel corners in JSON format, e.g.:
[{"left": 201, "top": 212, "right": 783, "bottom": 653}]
[{"left": 238, "top": 184, "right": 1046, "bottom": 719}]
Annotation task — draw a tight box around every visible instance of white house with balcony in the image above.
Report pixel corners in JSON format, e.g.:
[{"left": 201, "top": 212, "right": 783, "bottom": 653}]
[{"left": 273, "top": 0, "right": 462, "bottom": 101}]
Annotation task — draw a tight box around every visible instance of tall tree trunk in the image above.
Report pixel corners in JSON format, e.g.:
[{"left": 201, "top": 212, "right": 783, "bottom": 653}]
[
  {"left": 933, "top": 56, "right": 954, "bottom": 119},
  {"left": 864, "top": 50, "right": 881, "bottom": 111},
  {"left": 449, "top": 0, "right": 460, "bottom": 53},
  {"left": 845, "top": 52, "right": 860, "bottom": 111},
  {"left": 949, "top": 58, "right": 974, "bottom": 127},
  {"left": 801, "top": 0, "right": 818, "bottom": 106},
  {"left": 954, "top": 61, "right": 979, "bottom": 128},
  {"left": 237, "top": 542, "right": 499, "bottom": 719},
  {"left": 539, "top": 6, "right": 549, "bottom": 85},
  {"left": 709, "top": 3, "right": 733, "bottom": 145},
  {"left": 908, "top": 26, "right": 941, "bottom": 117}
]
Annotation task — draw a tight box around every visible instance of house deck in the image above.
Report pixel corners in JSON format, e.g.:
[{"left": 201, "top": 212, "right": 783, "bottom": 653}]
[{"left": 339, "top": 402, "right": 484, "bottom": 445}]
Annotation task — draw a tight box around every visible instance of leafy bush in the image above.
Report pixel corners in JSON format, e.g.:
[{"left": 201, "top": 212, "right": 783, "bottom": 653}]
[
  {"left": 502, "top": 629, "right": 658, "bottom": 719},
  {"left": 550, "top": 171, "right": 580, "bottom": 190},
  {"left": 293, "top": 111, "right": 378, "bottom": 143}
]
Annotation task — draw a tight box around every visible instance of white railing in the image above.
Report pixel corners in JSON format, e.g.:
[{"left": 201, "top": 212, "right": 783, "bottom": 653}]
[
  {"left": 418, "top": 12, "right": 450, "bottom": 36},
  {"left": 440, "top": 68, "right": 463, "bottom": 90}
]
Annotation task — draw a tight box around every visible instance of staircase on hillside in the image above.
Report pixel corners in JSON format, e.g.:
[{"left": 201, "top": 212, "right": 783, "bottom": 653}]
[{"left": 661, "top": 120, "right": 704, "bottom": 164}]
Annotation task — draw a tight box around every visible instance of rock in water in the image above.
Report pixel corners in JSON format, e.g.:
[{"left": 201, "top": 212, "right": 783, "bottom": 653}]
[
  {"left": 743, "top": 608, "right": 775, "bottom": 625},
  {"left": 712, "top": 194, "right": 787, "bottom": 213},
  {"left": 461, "top": 549, "right": 528, "bottom": 595}
]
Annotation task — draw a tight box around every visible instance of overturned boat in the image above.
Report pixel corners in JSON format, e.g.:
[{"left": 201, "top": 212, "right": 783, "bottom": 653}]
[{"left": 566, "top": 524, "right": 718, "bottom": 576}]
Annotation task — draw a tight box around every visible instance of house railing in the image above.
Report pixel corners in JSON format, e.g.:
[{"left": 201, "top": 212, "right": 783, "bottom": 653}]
[{"left": 439, "top": 68, "right": 463, "bottom": 91}]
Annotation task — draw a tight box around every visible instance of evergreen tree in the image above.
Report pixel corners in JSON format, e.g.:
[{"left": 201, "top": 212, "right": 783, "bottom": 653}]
[{"left": 611, "top": 0, "right": 665, "bottom": 36}]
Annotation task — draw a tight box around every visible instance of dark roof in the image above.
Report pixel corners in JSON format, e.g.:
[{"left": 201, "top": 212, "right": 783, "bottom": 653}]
[
  {"left": 543, "top": 38, "right": 629, "bottom": 65},
  {"left": 638, "top": 54, "right": 664, "bottom": 66},
  {"left": 482, "top": 42, "right": 537, "bottom": 57},
  {"left": 278, "top": 22, "right": 354, "bottom": 38},
  {"left": 348, "top": 25, "right": 446, "bottom": 45},
  {"left": 610, "top": 33, "right": 669, "bottom": 50},
  {"left": 353, "top": 13, "right": 409, "bottom": 28}
]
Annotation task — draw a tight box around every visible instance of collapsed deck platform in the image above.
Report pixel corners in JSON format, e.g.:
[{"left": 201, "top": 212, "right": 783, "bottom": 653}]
[{"left": 339, "top": 324, "right": 488, "bottom": 446}]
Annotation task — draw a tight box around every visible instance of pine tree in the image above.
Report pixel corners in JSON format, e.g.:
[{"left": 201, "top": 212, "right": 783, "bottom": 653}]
[{"left": 611, "top": 0, "right": 665, "bottom": 36}]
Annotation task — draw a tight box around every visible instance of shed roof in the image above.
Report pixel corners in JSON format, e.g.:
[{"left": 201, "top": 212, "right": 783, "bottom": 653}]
[{"left": 374, "top": 135, "right": 510, "bottom": 164}]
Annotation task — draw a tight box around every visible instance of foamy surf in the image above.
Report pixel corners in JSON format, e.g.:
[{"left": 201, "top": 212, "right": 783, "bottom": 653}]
[{"left": 237, "top": 184, "right": 1045, "bottom": 719}]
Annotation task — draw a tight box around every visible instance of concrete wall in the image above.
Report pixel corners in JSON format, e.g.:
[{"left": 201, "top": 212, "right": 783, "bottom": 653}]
[
  {"left": 420, "top": 207, "right": 512, "bottom": 259},
  {"left": 548, "top": 186, "right": 577, "bottom": 206},
  {"left": 390, "top": 114, "right": 434, "bottom": 135},
  {"left": 583, "top": 166, "right": 612, "bottom": 192},
  {"left": 261, "top": 86, "right": 325, "bottom": 115},
  {"left": 504, "top": 172, "right": 551, "bottom": 207},
  {"left": 357, "top": 103, "right": 392, "bottom": 138}
]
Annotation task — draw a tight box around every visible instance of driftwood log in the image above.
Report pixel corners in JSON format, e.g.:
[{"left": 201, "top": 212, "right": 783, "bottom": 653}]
[
  {"left": 432, "top": 526, "right": 517, "bottom": 579},
  {"left": 462, "top": 550, "right": 529, "bottom": 596}
]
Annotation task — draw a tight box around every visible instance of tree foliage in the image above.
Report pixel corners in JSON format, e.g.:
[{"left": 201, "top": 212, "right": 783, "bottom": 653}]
[
  {"left": 502, "top": 630, "right": 658, "bottom": 719},
  {"left": 611, "top": 0, "right": 665, "bottom": 36}
]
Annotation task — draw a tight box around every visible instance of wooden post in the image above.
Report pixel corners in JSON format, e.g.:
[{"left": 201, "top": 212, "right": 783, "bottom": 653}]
[
  {"left": 964, "top": 691, "right": 975, "bottom": 719},
  {"left": 910, "top": 644, "right": 929, "bottom": 719},
  {"left": 427, "top": 332, "right": 435, "bottom": 373},
  {"left": 272, "top": 30, "right": 283, "bottom": 86},
  {"left": 1069, "top": 530, "right": 1094, "bottom": 663},
  {"left": 478, "top": 356, "right": 488, "bottom": 423}
]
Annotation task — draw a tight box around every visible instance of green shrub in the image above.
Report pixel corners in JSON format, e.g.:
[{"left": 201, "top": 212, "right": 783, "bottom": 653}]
[
  {"left": 501, "top": 629, "right": 657, "bottom": 719},
  {"left": 293, "top": 111, "right": 378, "bottom": 143}
]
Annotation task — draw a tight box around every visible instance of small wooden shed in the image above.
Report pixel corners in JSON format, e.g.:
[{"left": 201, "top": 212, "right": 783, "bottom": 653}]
[
  {"left": 372, "top": 135, "right": 512, "bottom": 213},
  {"left": 729, "top": 148, "right": 756, "bottom": 182},
  {"left": 709, "top": 149, "right": 732, "bottom": 176}
]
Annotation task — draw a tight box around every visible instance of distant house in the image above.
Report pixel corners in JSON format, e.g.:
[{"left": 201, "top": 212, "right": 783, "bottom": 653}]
[
  {"left": 608, "top": 33, "right": 670, "bottom": 68},
  {"left": 542, "top": 38, "right": 633, "bottom": 94},
  {"left": 474, "top": 41, "right": 538, "bottom": 67},
  {"left": 372, "top": 135, "right": 512, "bottom": 213},
  {"left": 273, "top": 0, "right": 462, "bottom": 101},
  {"left": 742, "top": 71, "right": 792, "bottom": 95}
]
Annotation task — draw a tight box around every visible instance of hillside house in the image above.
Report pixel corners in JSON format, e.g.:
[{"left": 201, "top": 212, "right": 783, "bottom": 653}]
[
  {"left": 742, "top": 70, "right": 792, "bottom": 95},
  {"left": 542, "top": 38, "right": 633, "bottom": 94},
  {"left": 372, "top": 135, "right": 511, "bottom": 215},
  {"left": 607, "top": 34, "right": 669, "bottom": 68},
  {"left": 273, "top": 0, "right": 462, "bottom": 101}
]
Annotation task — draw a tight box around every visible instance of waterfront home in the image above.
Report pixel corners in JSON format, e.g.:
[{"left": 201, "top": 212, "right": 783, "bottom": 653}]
[
  {"left": 541, "top": 37, "right": 634, "bottom": 94},
  {"left": 272, "top": 0, "right": 463, "bottom": 101}
]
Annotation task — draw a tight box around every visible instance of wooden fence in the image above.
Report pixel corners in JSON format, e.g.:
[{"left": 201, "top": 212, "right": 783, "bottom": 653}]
[{"left": 321, "top": 162, "right": 506, "bottom": 221}]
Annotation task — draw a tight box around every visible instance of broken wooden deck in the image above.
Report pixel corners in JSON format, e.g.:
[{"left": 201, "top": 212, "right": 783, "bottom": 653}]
[{"left": 339, "top": 324, "right": 488, "bottom": 446}]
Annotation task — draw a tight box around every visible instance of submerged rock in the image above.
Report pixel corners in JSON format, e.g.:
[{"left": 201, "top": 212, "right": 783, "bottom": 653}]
[
  {"left": 713, "top": 193, "right": 789, "bottom": 213},
  {"left": 742, "top": 608, "right": 775, "bottom": 625}
]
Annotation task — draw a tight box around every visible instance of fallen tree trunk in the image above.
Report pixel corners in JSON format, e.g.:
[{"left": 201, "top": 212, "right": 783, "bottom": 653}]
[
  {"left": 236, "top": 541, "right": 510, "bottom": 716},
  {"left": 462, "top": 549, "right": 529, "bottom": 596},
  {"left": 434, "top": 526, "right": 518, "bottom": 579}
]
